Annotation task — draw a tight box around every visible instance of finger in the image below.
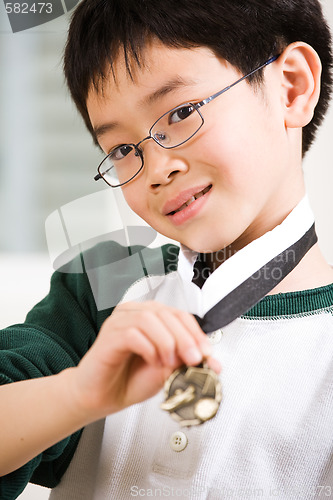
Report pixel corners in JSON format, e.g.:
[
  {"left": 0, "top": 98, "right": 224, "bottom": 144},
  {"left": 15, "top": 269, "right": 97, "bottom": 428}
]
[
  {"left": 156, "top": 309, "right": 208, "bottom": 366},
  {"left": 97, "top": 320, "right": 161, "bottom": 368},
  {"left": 113, "top": 302, "right": 194, "bottom": 368},
  {"left": 110, "top": 308, "right": 179, "bottom": 368},
  {"left": 174, "top": 310, "right": 212, "bottom": 357},
  {"left": 112, "top": 302, "right": 211, "bottom": 367},
  {"left": 117, "top": 326, "right": 163, "bottom": 367},
  {"left": 205, "top": 356, "right": 222, "bottom": 374},
  {"left": 132, "top": 310, "right": 179, "bottom": 367}
]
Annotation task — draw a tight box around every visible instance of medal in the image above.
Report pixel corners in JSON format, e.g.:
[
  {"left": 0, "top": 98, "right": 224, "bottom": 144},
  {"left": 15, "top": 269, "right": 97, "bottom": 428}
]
[
  {"left": 161, "top": 221, "right": 318, "bottom": 426},
  {"left": 160, "top": 362, "right": 222, "bottom": 427}
]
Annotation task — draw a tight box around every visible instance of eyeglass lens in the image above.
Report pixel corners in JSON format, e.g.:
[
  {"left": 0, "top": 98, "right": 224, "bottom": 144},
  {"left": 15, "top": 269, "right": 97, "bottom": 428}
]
[{"left": 98, "top": 104, "right": 204, "bottom": 186}]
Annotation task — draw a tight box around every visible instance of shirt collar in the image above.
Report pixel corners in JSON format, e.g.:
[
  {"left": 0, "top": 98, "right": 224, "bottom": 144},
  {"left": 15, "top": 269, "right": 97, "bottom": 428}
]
[{"left": 176, "top": 195, "right": 315, "bottom": 316}]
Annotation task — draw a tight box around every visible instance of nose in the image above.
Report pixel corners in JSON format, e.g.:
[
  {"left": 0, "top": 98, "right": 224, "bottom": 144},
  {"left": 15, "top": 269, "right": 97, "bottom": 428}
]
[{"left": 141, "top": 141, "right": 189, "bottom": 189}]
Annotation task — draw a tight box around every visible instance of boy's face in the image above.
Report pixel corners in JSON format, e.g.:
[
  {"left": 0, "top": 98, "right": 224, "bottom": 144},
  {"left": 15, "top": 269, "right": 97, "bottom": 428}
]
[{"left": 87, "top": 41, "right": 304, "bottom": 253}]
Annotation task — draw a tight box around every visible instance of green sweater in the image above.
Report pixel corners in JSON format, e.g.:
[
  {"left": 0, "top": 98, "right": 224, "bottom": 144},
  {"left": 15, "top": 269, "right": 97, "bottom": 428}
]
[
  {"left": 0, "top": 242, "right": 177, "bottom": 499},
  {"left": 1, "top": 241, "right": 333, "bottom": 499}
]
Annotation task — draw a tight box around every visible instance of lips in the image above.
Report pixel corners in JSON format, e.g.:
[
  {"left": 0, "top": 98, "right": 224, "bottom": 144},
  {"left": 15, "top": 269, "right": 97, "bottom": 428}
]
[{"left": 163, "top": 184, "right": 212, "bottom": 216}]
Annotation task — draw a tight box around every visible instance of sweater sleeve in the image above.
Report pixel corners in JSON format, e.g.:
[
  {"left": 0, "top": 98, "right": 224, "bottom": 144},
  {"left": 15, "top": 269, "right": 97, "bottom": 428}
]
[
  {"left": 0, "top": 241, "right": 178, "bottom": 499},
  {"left": 0, "top": 256, "right": 102, "bottom": 499}
]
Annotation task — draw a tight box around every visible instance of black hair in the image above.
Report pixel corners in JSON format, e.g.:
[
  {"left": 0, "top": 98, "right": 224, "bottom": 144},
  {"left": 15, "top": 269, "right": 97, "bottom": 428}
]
[{"left": 64, "top": 0, "right": 333, "bottom": 156}]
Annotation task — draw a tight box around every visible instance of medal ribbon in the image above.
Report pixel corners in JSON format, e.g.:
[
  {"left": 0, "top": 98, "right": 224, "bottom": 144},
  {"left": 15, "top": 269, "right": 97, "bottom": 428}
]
[
  {"left": 175, "top": 197, "right": 318, "bottom": 334},
  {"left": 193, "top": 223, "right": 317, "bottom": 333}
]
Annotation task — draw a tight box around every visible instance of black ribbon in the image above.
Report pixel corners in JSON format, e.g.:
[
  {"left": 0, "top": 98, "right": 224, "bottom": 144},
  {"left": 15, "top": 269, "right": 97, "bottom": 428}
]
[{"left": 193, "top": 224, "right": 317, "bottom": 333}]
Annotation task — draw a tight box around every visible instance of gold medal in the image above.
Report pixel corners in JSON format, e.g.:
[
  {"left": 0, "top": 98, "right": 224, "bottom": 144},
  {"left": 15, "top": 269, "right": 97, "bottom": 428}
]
[{"left": 160, "top": 363, "right": 222, "bottom": 426}]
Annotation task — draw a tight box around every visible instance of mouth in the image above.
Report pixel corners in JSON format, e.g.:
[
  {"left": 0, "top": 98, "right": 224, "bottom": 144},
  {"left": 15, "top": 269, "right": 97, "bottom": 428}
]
[{"left": 166, "top": 185, "right": 212, "bottom": 216}]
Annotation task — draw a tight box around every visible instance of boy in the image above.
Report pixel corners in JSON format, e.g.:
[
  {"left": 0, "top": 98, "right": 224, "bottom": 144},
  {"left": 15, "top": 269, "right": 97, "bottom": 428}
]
[{"left": 1, "top": 0, "right": 333, "bottom": 498}]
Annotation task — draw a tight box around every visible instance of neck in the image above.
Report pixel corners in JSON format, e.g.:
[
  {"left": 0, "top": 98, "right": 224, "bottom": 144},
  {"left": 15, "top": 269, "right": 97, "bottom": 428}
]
[
  {"left": 206, "top": 193, "right": 333, "bottom": 292},
  {"left": 206, "top": 241, "right": 333, "bottom": 294},
  {"left": 268, "top": 243, "right": 333, "bottom": 294}
]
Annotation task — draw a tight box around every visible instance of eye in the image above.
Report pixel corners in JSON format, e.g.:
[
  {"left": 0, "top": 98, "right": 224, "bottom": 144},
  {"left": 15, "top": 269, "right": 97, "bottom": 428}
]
[
  {"left": 109, "top": 144, "right": 134, "bottom": 161},
  {"left": 168, "top": 104, "right": 195, "bottom": 125}
]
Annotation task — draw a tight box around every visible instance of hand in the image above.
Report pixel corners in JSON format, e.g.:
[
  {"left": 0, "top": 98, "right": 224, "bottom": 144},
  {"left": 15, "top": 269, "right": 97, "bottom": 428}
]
[{"left": 70, "top": 301, "right": 220, "bottom": 422}]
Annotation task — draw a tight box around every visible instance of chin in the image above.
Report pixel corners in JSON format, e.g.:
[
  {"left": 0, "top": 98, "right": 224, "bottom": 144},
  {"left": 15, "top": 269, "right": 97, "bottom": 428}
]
[
  {"left": 183, "top": 232, "right": 243, "bottom": 254},
  {"left": 182, "top": 240, "right": 227, "bottom": 254}
]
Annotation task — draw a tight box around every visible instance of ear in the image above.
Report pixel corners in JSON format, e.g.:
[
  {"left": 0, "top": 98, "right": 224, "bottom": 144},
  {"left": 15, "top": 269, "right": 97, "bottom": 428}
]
[{"left": 278, "top": 42, "right": 322, "bottom": 128}]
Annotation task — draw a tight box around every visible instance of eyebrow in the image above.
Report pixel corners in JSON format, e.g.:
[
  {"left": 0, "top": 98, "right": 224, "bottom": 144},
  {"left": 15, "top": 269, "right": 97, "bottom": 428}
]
[
  {"left": 138, "top": 76, "right": 197, "bottom": 107},
  {"left": 94, "top": 120, "right": 119, "bottom": 140},
  {"left": 93, "top": 76, "right": 197, "bottom": 140}
]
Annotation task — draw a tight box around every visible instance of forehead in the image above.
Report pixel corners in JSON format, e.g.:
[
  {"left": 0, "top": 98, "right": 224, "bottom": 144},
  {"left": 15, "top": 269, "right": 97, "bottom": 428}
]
[
  {"left": 87, "top": 42, "right": 224, "bottom": 107},
  {"left": 86, "top": 42, "right": 233, "bottom": 144},
  {"left": 92, "top": 41, "right": 219, "bottom": 90}
]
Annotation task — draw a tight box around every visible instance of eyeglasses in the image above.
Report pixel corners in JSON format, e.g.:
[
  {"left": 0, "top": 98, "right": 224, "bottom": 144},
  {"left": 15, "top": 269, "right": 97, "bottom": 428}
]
[{"left": 94, "top": 55, "right": 279, "bottom": 187}]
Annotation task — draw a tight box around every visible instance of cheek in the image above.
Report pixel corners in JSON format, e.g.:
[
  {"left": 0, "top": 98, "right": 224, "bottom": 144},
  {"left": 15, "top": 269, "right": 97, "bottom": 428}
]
[
  {"left": 121, "top": 186, "right": 141, "bottom": 213},
  {"left": 208, "top": 99, "right": 282, "bottom": 190},
  {"left": 201, "top": 119, "right": 256, "bottom": 192},
  {"left": 121, "top": 185, "right": 153, "bottom": 224}
]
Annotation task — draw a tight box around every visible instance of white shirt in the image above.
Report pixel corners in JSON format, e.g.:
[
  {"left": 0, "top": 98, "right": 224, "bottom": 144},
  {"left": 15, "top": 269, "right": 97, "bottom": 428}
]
[{"left": 49, "top": 197, "right": 333, "bottom": 500}]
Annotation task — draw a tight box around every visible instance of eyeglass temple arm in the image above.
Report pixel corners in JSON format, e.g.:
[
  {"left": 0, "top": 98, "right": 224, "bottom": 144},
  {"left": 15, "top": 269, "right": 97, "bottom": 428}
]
[
  {"left": 196, "top": 55, "right": 280, "bottom": 109},
  {"left": 94, "top": 55, "right": 279, "bottom": 182}
]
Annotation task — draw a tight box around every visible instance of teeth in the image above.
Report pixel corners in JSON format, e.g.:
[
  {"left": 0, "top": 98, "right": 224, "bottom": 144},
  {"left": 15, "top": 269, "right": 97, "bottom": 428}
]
[
  {"left": 185, "top": 196, "right": 196, "bottom": 206},
  {"left": 171, "top": 185, "right": 211, "bottom": 215}
]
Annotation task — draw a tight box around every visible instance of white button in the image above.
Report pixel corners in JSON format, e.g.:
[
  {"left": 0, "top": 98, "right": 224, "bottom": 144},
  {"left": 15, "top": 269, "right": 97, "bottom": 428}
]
[
  {"left": 169, "top": 431, "right": 188, "bottom": 452},
  {"left": 208, "top": 329, "right": 223, "bottom": 345}
]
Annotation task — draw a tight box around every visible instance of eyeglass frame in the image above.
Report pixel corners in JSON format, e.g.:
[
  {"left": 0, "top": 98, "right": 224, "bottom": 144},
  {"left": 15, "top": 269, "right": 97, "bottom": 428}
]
[{"left": 94, "top": 54, "right": 279, "bottom": 187}]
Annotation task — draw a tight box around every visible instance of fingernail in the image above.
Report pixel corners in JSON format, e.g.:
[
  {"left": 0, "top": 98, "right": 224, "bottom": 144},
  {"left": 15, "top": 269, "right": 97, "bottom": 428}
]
[
  {"left": 201, "top": 343, "right": 212, "bottom": 357},
  {"left": 186, "top": 347, "right": 203, "bottom": 365}
]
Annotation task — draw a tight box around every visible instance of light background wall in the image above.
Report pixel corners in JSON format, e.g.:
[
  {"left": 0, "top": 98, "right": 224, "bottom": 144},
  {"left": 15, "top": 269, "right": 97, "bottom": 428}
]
[
  {"left": 0, "top": 1, "right": 332, "bottom": 259},
  {"left": 303, "top": 0, "right": 333, "bottom": 262},
  {"left": 0, "top": 1, "right": 332, "bottom": 499}
]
